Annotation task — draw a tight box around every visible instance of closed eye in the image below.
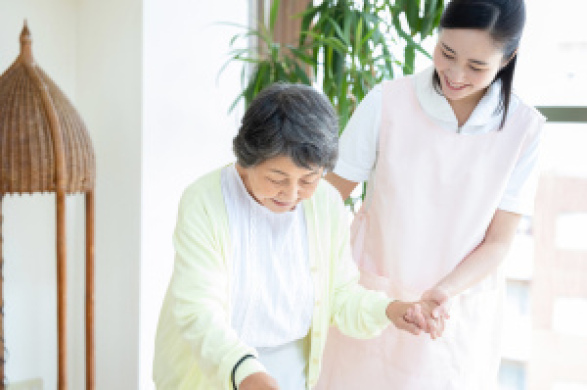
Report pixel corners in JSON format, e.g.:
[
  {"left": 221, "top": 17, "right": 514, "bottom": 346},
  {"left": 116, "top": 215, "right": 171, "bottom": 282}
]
[
  {"left": 300, "top": 178, "right": 318, "bottom": 186},
  {"left": 268, "top": 177, "right": 288, "bottom": 185},
  {"left": 441, "top": 50, "right": 454, "bottom": 60}
]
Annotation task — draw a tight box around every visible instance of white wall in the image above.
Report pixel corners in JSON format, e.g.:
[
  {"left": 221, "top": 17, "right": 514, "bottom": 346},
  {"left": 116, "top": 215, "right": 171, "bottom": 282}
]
[
  {"left": 141, "top": 1, "right": 248, "bottom": 388},
  {"left": 76, "top": 0, "right": 143, "bottom": 388},
  {"left": 1, "top": 0, "right": 248, "bottom": 388}
]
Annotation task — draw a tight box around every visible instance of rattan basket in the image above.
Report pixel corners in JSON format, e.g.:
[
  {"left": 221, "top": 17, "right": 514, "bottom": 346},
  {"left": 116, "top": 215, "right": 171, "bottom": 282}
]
[{"left": 0, "top": 23, "right": 95, "bottom": 194}]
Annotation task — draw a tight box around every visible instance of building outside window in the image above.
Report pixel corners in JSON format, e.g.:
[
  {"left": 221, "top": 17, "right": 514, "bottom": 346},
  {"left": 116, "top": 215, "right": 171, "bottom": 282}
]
[{"left": 499, "top": 1, "right": 587, "bottom": 389}]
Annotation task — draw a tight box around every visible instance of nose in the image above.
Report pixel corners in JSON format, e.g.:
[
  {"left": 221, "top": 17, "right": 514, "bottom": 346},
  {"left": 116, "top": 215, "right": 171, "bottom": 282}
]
[
  {"left": 279, "top": 184, "right": 298, "bottom": 202},
  {"left": 448, "top": 65, "right": 466, "bottom": 82}
]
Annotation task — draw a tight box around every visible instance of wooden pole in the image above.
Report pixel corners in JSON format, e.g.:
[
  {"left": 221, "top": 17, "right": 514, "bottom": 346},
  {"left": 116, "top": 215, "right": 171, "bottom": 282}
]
[
  {"left": 22, "top": 26, "right": 69, "bottom": 389},
  {"left": 0, "top": 194, "right": 5, "bottom": 390},
  {"left": 85, "top": 191, "right": 95, "bottom": 390},
  {"left": 56, "top": 191, "right": 67, "bottom": 390}
]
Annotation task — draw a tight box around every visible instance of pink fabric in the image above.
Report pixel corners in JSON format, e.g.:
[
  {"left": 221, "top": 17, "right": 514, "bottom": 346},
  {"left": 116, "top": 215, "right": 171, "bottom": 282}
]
[{"left": 315, "top": 77, "right": 543, "bottom": 389}]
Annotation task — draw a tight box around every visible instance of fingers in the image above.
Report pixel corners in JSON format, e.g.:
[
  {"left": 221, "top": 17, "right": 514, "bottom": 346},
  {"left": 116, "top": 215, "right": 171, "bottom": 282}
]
[
  {"left": 426, "top": 314, "right": 447, "bottom": 339},
  {"left": 397, "top": 316, "right": 422, "bottom": 336},
  {"left": 432, "top": 304, "right": 450, "bottom": 320},
  {"left": 423, "top": 287, "right": 451, "bottom": 320},
  {"left": 406, "top": 303, "right": 428, "bottom": 332},
  {"left": 392, "top": 300, "right": 449, "bottom": 338},
  {"left": 409, "top": 301, "right": 448, "bottom": 339}
]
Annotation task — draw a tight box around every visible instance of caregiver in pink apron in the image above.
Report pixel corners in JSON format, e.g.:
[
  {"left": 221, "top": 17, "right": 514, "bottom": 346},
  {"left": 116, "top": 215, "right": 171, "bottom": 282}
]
[{"left": 316, "top": 0, "right": 545, "bottom": 388}]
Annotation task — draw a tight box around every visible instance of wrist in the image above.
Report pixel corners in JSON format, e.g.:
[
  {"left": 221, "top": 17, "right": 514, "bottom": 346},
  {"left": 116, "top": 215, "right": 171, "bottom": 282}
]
[
  {"left": 385, "top": 300, "right": 401, "bottom": 322},
  {"left": 232, "top": 355, "right": 266, "bottom": 389},
  {"left": 430, "top": 283, "right": 453, "bottom": 300}
]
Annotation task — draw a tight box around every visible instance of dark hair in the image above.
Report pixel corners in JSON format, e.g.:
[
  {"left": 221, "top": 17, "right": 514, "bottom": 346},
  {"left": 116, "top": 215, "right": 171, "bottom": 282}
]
[
  {"left": 233, "top": 82, "right": 339, "bottom": 171},
  {"left": 433, "top": 0, "right": 526, "bottom": 129}
]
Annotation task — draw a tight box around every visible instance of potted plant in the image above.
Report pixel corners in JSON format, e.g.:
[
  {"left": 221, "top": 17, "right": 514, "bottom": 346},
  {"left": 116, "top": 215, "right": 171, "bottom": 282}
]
[{"left": 222, "top": 0, "right": 444, "bottom": 205}]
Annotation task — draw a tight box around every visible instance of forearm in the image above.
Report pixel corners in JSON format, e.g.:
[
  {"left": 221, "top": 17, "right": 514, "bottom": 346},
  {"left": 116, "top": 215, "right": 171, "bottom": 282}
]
[
  {"left": 324, "top": 172, "right": 358, "bottom": 201},
  {"left": 402, "top": 241, "right": 511, "bottom": 337},
  {"left": 332, "top": 281, "right": 393, "bottom": 338},
  {"left": 434, "top": 240, "right": 511, "bottom": 298},
  {"left": 434, "top": 209, "right": 521, "bottom": 298}
]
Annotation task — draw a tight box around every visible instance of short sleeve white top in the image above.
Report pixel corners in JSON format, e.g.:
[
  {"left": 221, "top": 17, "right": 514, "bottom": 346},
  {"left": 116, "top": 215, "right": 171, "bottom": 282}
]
[{"left": 333, "top": 66, "right": 541, "bottom": 215}]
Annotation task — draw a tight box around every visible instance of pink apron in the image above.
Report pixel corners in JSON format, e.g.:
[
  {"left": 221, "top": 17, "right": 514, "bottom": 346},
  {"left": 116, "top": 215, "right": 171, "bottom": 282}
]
[{"left": 315, "top": 78, "right": 543, "bottom": 389}]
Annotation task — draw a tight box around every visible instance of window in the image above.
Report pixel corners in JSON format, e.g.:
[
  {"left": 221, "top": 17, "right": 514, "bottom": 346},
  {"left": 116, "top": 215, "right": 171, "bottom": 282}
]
[{"left": 499, "top": 360, "right": 527, "bottom": 390}]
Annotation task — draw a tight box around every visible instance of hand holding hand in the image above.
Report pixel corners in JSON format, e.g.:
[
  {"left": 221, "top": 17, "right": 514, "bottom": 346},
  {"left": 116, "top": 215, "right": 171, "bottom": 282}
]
[
  {"left": 239, "top": 372, "right": 280, "bottom": 390},
  {"left": 405, "top": 287, "right": 451, "bottom": 339},
  {"left": 386, "top": 300, "right": 424, "bottom": 336}
]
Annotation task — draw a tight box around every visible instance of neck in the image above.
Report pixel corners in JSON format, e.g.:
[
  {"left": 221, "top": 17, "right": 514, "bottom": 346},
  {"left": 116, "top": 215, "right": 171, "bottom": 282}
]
[{"left": 447, "top": 88, "right": 487, "bottom": 127}]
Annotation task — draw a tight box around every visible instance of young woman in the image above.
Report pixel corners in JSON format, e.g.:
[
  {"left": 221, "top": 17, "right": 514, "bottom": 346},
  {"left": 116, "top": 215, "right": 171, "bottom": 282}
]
[
  {"left": 316, "top": 0, "right": 544, "bottom": 388},
  {"left": 152, "top": 83, "right": 422, "bottom": 390}
]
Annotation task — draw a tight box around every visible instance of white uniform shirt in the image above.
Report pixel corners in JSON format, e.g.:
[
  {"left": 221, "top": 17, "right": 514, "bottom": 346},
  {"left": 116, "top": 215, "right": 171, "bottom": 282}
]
[{"left": 334, "top": 66, "right": 541, "bottom": 215}]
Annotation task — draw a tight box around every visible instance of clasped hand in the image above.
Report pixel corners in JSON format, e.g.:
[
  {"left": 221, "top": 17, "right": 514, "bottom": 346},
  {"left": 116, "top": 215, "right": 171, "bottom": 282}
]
[{"left": 386, "top": 288, "right": 450, "bottom": 339}]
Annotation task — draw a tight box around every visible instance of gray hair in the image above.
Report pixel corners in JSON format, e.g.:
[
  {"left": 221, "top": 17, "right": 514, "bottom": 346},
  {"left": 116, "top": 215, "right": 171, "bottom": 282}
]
[{"left": 233, "top": 83, "right": 339, "bottom": 171}]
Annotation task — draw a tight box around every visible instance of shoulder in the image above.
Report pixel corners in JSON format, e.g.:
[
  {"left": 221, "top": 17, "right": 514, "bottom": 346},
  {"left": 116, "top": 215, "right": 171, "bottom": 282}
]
[
  {"left": 509, "top": 93, "right": 547, "bottom": 140},
  {"left": 355, "top": 83, "right": 383, "bottom": 113},
  {"left": 381, "top": 73, "right": 415, "bottom": 93},
  {"left": 359, "top": 74, "right": 416, "bottom": 105},
  {"left": 311, "top": 179, "right": 347, "bottom": 219},
  {"left": 511, "top": 92, "right": 547, "bottom": 124},
  {"left": 377, "top": 73, "right": 420, "bottom": 111},
  {"left": 178, "top": 167, "right": 225, "bottom": 214}
]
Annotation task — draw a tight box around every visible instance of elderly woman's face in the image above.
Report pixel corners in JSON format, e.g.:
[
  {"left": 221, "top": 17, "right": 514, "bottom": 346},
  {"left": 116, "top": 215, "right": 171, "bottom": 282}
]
[{"left": 236, "top": 155, "right": 323, "bottom": 213}]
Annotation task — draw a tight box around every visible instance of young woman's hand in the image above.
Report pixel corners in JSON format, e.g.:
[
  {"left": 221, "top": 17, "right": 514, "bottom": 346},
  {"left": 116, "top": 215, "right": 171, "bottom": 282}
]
[
  {"left": 421, "top": 287, "right": 451, "bottom": 321},
  {"left": 239, "top": 372, "right": 280, "bottom": 390}
]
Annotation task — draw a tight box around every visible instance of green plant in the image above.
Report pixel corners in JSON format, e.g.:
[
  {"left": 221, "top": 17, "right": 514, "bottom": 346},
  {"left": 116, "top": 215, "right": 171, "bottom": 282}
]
[
  {"left": 298, "top": 0, "right": 443, "bottom": 130},
  {"left": 222, "top": 0, "right": 444, "bottom": 206},
  {"left": 224, "top": 0, "right": 443, "bottom": 118}
]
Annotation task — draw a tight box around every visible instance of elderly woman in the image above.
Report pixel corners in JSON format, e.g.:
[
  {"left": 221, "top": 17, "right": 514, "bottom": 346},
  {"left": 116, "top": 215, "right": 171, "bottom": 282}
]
[{"left": 152, "top": 83, "right": 422, "bottom": 390}]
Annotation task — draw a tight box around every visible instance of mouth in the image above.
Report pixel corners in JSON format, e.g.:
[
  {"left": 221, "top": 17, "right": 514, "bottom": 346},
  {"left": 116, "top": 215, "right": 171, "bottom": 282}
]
[
  {"left": 271, "top": 198, "right": 296, "bottom": 208},
  {"left": 443, "top": 74, "right": 469, "bottom": 91}
]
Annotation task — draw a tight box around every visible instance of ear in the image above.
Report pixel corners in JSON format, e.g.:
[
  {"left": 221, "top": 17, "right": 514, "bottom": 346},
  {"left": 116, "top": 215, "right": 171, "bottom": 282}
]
[{"left": 501, "top": 49, "right": 518, "bottom": 68}]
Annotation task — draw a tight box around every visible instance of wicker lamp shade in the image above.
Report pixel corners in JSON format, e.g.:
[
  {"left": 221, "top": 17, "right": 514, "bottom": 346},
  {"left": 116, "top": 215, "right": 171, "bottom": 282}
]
[
  {"left": 0, "top": 22, "right": 95, "bottom": 390},
  {"left": 0, "top": 23, "right": 95, "bottom": 194}
]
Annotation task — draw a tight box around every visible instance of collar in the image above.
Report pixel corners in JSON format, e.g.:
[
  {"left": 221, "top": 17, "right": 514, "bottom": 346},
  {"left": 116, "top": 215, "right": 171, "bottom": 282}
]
[{"left": 413, "top": 66, "right": 517, "bottom": 134}]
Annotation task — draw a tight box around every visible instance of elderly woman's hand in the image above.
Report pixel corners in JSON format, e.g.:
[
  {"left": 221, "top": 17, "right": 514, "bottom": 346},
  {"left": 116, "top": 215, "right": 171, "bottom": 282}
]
[
  {"left": 239, "top": 372, "right": 280, "bottom": 390},
  {"left": 385, "top": 300, "right": 424, "bottom": 336}
]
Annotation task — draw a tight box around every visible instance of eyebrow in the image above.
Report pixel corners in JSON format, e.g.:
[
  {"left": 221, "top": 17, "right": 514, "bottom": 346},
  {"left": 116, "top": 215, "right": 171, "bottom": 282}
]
[
  {"left": 269, "top": 168, "right": 320, "bottom": 177},
  {"left": 441, "top": 42, "right": 489, "bottom": 66}
]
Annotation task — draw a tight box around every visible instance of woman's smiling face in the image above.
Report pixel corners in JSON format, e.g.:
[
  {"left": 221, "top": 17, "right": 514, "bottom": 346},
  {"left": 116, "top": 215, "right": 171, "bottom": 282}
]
[
  {"left": 236, "top": 155, "right": 323, "bottom": 213},
  {"left": 433, "top": 28, "right": 508, "bottom": 105}
]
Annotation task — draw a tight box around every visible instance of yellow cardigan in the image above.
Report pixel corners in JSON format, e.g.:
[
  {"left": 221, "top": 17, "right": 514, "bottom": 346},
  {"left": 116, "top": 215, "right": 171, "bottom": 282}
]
[{"left": 153, "top": 167, "right": 392, "bottom": 390}]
